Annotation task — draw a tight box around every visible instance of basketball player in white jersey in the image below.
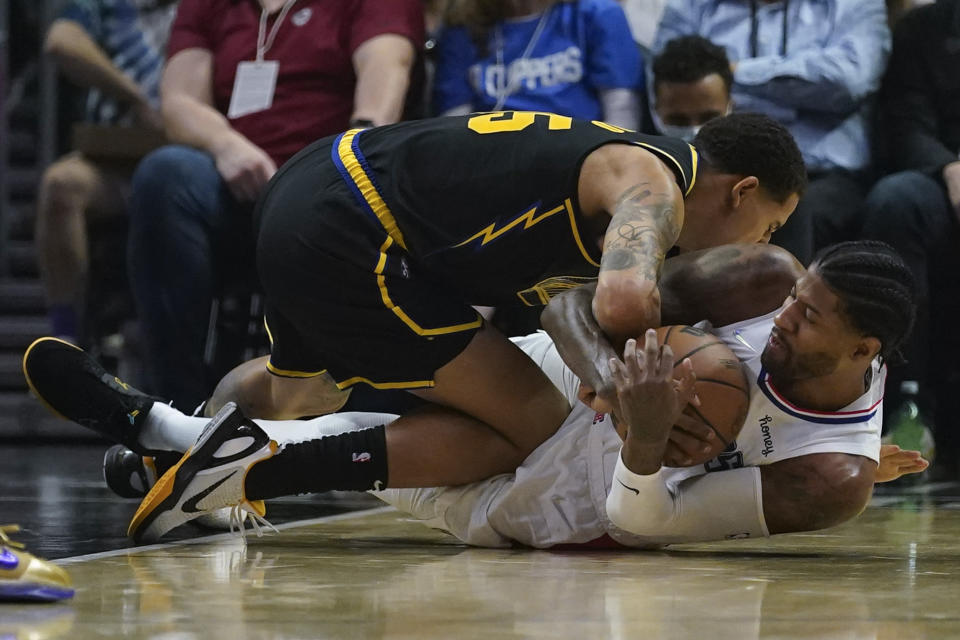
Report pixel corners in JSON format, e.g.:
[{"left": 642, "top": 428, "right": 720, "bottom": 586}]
[
  {"left": 23, "top": 242, "right": 927, "bottom": 544},
  {"left": 367, "top": 240, "right": 926, "bottom": 547}
]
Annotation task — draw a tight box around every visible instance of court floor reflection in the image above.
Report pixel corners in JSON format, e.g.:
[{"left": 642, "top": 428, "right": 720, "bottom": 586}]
[{"left": 39, "top": 503, "right": 960, "bottom": 640}]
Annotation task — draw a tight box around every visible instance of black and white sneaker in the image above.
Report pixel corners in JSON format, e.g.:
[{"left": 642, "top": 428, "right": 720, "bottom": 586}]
[
  {"left": 22, "top": 337, "right": 165, "bottom": 455},
  {"left": 127, "top": 403, "right": 277, "bottom": 544},
  {"left": 104, "top": 444, "right": 255, "bottom": 531}
]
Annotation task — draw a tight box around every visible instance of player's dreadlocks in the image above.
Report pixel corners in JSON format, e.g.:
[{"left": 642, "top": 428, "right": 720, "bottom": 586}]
[
  {"left": 812, "top": 240, "right": 917, "bottom": 365},
  {"left": 693, "top": 113, "right": 807, "bottom": 203}
]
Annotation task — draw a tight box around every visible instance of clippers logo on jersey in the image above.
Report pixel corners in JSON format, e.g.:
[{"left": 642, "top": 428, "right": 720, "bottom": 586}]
[
  {"left": 592, "top": 413, "right": 606, "bottom": 425},
  {"left": 453, "top": 201, "right": 568, "bottom": 250},
  {"left": 471, "top": 46, "right": 584, "bottom": 99},
  {"left": 758, "top": 368, "right": 882, "bottom": 424}
]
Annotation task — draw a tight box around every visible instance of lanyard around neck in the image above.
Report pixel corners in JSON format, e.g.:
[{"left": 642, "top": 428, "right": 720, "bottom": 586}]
[
  {"left": 257, "top": 0, "right": 297, "bottom": 61},
  {"left": 749, "top": 0, "right": 789, "bottom": 58},
  {"left": 493, "top": 9, "right": 551, "bottom": 111}
]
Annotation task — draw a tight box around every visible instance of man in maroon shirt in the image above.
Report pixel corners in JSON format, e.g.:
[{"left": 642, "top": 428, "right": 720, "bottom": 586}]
[{"left": 127, "top": 0, "right": 424, "bottom": 412}]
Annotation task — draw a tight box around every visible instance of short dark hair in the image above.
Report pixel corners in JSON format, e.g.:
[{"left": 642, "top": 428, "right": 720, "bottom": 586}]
[
  {"left": 811, "top": 240, "right": 917, "bottom": 364},
  {"left": 652, "top": 36, "right": 733, "bottom": 93},
  {"left": 692, "top": 112, "right": 807, "bottom": 202}
]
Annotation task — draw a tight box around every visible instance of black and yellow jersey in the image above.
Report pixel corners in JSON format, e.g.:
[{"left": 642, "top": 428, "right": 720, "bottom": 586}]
[{"left": 328, "top": 111, "right": 697, "bottom": 306}]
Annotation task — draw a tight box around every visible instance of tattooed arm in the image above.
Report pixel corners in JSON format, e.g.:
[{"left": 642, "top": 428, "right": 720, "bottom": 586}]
[
  {"left": 542, "top": 244, "right": 802, "bottom": 405},
  {"left": 577, "top": 143, "right": 686, "bottom": 348},
  {"left": 538, "top": 144, "right": 682, "bottom": 403}
]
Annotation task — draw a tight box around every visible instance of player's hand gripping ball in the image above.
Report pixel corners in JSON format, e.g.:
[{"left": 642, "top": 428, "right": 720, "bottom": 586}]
[{"left": 655, "top": 325, "right": 749, "bottom": 467}]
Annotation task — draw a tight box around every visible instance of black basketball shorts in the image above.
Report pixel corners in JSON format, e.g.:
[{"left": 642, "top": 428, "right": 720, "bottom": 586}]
[{"left": 255, "top": 132, "right": 482, "bottom": 390}]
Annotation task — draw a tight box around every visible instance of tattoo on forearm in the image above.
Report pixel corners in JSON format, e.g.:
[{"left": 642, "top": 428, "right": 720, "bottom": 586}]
[
  {"left": 602, "top": 185, "right": 679, "bottom": 281},
  {"left": 615, "top": 221, "right": 659, "bottom": 244},
  {"left": 601, "top": 248, "right": 640, "bottom": 271}
]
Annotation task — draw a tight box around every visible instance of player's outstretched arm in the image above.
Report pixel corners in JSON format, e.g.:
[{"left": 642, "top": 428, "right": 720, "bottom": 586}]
[{"left": 606, "top": 452, "right": 877, "bottom": 543}]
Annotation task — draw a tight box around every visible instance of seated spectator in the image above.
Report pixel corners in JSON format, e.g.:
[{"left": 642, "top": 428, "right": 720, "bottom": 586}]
[
  {"left": 620, "top": 0, "right": 668, "bottom": 51},
  {"left": 654, "top": 0, "right": 890, "bottom": 264},
  {"left": 434, "top": 0, "right": 642, "bottom": 129},
  {"left": 649, "top": 35, "right": 732, "bottom": 141},
  {"left": 859, "top": 0, "right": 960, "bottom": 478},
  {"left": 129, "top": 0, "right": 424, "bottom": 412},
  {"left": 36, "top": 0, "right": 177, "bottom": 344}
]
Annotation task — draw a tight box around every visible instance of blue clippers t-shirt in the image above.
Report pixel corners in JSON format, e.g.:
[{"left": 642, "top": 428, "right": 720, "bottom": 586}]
[{"left": 433, "top": 0, "right": 642, "bottom": 119}]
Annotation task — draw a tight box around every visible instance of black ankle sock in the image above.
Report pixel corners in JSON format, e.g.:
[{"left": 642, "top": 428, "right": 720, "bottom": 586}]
[{"left": 245, "top": 426, "right": 388, "bottom": 499}]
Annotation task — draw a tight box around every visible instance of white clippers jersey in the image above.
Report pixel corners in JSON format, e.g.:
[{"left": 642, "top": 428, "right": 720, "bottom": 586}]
[
  {"left": 376, "top": 312, "right": 885, "bottom": 548},
  {"left": 694, "top": 310, "right": 884, "bottom": 474}
]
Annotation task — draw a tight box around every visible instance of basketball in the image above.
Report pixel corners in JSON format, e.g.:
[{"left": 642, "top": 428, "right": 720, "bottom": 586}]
[{"left": 656, "top": 325, "right": 750, "bottom": 465}]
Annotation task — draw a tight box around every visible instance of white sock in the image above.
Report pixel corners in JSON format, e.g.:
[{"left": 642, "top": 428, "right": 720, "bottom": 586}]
[
  {"left": 139, "top": 403, "right": 398, "bottom": 453},
  {"left": 138, "top": 402, "right": 208, "bottom": 452}
]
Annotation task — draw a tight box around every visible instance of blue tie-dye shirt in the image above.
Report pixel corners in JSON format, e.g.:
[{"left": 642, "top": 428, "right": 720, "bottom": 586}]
[{"left": 59, "top": 0, "right": 177, "bottom": 125}]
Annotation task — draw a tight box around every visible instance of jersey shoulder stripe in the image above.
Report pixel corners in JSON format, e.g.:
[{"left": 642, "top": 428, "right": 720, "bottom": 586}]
[
  {"left": 633, "top": 141, "right": 699, "bottom": 196},
  {"left": 756, "top": 368, "right": 883, "bottom": 425}
]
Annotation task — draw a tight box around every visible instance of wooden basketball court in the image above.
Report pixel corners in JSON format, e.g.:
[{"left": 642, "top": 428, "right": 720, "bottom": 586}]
[{"left": 2, "top": 444, "right": 960, "bottom": 638}]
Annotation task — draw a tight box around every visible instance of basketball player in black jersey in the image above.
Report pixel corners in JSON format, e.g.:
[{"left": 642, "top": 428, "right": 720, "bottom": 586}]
[
  {"left": 180, "top": 111, "right": 804, "bottom": 495},
  {"left": 32, "top": 112, "right": 804, "bottom": 521}
]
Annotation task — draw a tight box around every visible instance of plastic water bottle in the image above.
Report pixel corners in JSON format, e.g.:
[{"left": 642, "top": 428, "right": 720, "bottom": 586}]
[{"left": 884, "top": 381, "right": 936, "bottom": 465}]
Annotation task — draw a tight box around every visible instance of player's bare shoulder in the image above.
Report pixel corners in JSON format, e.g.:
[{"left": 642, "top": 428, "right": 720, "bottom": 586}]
[{"left": 577, "top": 143, "right": 684, "bottom": 220}]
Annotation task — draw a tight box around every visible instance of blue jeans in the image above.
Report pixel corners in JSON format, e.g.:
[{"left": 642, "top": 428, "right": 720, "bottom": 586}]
[{"left": 128, "top": 145, "right": 255, "bottom": 411}]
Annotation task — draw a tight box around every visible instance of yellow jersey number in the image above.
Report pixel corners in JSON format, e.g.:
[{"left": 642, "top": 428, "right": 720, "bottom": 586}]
[
  {"left": 467, "top": 111, "right": 572, "bottom": 134},
  {"left": 467, "top": 111, "right": 634, "bottom": 135}
]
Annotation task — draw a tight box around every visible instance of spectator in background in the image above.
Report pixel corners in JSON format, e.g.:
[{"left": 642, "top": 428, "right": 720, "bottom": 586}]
[
  {"left": 419, "top": 0, "right": 455, "bottom": 120},
  {"left": 649, "top": 35, "right": 732, "bottom": 141},
  {"left": 35, "top": 0, "right": 177, "bottom": 344},
  {"left": 424, "top": 0, "right": 452, "bottom": 35},
  {"left": 860, "top": 0, "right": 960, "bottom": 478},
  {"left": 434, "top": 0, "right": 642, "bottom": 130},
  {"left": 620, "top": 0, "right": 668, "bottom": 51},
  {"left": 654, "top": 0, "right": 890, "bottom": 265},
  {"left": 128, "top": 0, "right": 424, "bottom": 412}
]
